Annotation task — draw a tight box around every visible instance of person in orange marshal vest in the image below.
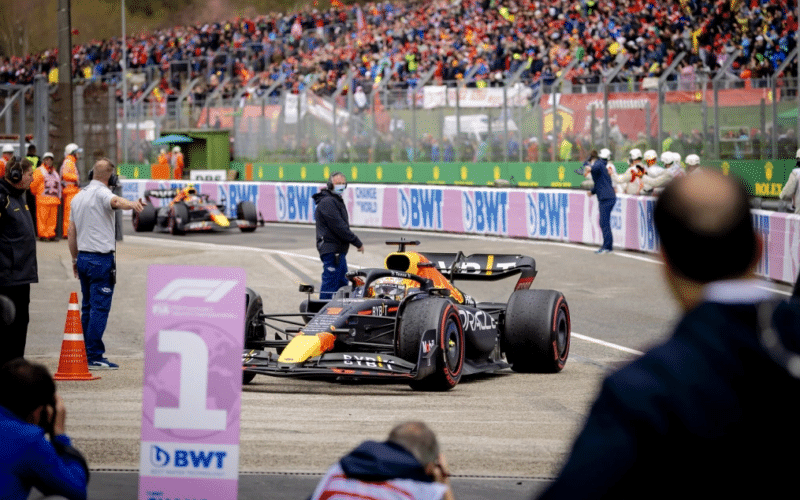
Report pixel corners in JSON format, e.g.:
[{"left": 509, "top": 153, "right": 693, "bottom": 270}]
[
  {"left": 29, "top": 152, "right": 61, "bottom": 241},
  {"left": 60, "top": 143, "right": 82, "bottom": 238},
  {"left": 170, "top": 146, "right": 184, "bottom": 179},
  {"left": 0, "top": 144, "right": 14, "bottom": 177}
]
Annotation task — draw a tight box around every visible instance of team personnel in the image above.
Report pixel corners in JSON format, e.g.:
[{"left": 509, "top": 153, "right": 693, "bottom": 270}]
[
  {"left": 685, "top": 154, "right": 702, "bottom": 174},
  {"left": 170, "top": 146, "right": 184, "bottom": 179},
  {"left": 0, "top": 144, "right": 13, "bottom": 177},
  {"left": 779, "top": 148, "right": 800, "bottom": 214},
  {"left": 617, "top": 148, "right": 645, "bottom": 195},
  {"left": 26, "top": 144, "right": 40, "bottom": 170},
  {"left": 29, "top": 152, "right": 61, "bottom": 241},
  {"left": 68, "top": 159, "right": 145, "bottom": 370},
  {"left": 60, "top": 143, "right": 82, "bottom": 239},
  {"left": 313, "top": 171, "right": 364, "bottom": 299},
  {"left": 585, "top": 149, "right": 616, "bottom": 254},
  {"left": 0, "top": 158, "right": 37, "bottom": 367},
  {"left": 642, "top": 151, "right": 674, "bottom": 194},
  {"left": 311, "top": 421, "right": 455, "bottom": 500},
  {"left": 537, "top": 170, "right": 800, "bottom": 499},
  {"left": 0, "top": 358, "right": 89, "bottom": 500}
]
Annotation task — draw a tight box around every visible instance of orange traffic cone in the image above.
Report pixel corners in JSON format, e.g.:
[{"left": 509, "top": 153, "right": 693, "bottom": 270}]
[{"left": 54, "top": 292, "right": 100, "bottom": 381}]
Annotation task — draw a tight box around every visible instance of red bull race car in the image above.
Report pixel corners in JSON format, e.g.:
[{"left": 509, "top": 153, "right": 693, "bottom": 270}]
[
  {"left": 132, "top": 186, "right": 260, "bottom": 235},
  {"left": 242, "top": 239, "right": 571, "bottom": 391}
]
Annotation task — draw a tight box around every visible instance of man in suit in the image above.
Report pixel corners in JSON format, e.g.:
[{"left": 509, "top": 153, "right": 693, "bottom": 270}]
[{"left": 537, "top": 169, "right": 800, "bottom": 499}]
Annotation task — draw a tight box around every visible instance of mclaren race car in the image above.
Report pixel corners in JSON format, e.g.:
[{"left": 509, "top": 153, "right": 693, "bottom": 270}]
[
  {"left": 242, "top": 239, "right": 571, "bottom": 391},
  {"left": 132, "top": 186, "right": 260, "bottom": 234}
]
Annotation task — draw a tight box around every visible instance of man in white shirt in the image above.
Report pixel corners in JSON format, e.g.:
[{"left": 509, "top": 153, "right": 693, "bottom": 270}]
[
  {"left": 67, "top": 159, "right": 144, "bottom": 370},
  {"left": 779, "top": 148, "right": 800, "bottom": 214}
]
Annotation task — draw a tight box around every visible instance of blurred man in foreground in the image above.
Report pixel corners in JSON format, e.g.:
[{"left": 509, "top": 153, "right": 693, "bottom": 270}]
[
  {"left": 537, "top": 169, "right": 800, "bottom": 499},
  {"left": 0, "top": 358, "right": 89, "bottom": 500},
  {"left": 310, "top": 421, "right": 454, "bottom": 500}
]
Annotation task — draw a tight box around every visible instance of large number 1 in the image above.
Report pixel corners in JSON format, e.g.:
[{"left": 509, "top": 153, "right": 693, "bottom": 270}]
[{"left": 153, "top": 330, "right": 227, "bottom": 431}]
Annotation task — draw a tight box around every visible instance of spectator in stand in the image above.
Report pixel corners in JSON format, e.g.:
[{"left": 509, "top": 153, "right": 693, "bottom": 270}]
[{"left": 310, "top": 421, "right": 454, "bottom": 500}]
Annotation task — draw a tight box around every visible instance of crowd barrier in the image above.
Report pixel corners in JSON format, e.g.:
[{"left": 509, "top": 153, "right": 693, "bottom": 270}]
[{"left": 122, "top": 180, "right": 800, "bottom": 286}]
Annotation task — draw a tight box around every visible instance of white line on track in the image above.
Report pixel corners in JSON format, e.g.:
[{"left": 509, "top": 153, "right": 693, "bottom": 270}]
[{"left": 572, "top": 332, "right": 644, "bottom": 356}]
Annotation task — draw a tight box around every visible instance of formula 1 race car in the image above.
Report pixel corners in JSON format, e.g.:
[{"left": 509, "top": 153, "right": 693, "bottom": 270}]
[
  {"left": 242, "top": 239, "right": 570, "bottom": 391},
  {"left": 132, "top": 187, "right": 260, "bottom": 234}
]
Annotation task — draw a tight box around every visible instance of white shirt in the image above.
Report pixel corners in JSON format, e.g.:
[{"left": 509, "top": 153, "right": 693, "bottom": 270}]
[
  {"left": 703, "top": 279, "right": 775, "bottom": 304},
  {"left": 310, "top": 463, "right": 448, "bottom": 500},
  {"left": 70, "top": 180, "right": 116, "bottom": 253}
]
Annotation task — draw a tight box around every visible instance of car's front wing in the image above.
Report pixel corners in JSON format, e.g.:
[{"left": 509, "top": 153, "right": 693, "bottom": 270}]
[{"left": 242, "top": 350, "right": 418, "bottom": 380}]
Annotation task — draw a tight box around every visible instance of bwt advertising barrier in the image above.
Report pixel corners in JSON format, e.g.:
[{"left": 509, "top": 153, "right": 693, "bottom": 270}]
[{"left": 122, "top": 180, "right": 800, "bottom": 286}]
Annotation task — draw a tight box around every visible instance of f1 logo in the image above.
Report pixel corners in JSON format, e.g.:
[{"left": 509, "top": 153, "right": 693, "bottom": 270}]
[{"left": 154, "top": 279, "right": 237, "bottom": 303}]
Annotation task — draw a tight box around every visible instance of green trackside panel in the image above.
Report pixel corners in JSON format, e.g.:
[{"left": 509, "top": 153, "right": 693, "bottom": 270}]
[
  {"left": 710, "top": 159, "right": 796, "bottom": 198},
  {"left": 118, "top": 163, "right": 151, "bottom": 179}
]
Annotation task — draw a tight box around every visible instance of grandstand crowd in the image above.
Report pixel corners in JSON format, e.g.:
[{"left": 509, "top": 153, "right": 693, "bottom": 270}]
[{"left": 0, "top": 0, "right": 797, "bottom": 104}]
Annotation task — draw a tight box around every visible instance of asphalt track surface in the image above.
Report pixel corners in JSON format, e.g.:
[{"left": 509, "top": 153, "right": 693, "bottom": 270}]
[{"left": 25, "top": 222, "right": 794, "bottom": 499}]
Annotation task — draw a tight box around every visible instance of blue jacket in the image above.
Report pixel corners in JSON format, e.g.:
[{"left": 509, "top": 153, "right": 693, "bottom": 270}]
[
  {"left": 589, "top": 159, "right": 616, "bottom": 201},
  {"left": 339, "top": 440, "right": 432, "bottom": 483},
  {"left": 0, "top": 406, "right": 88, "bottom": 500}
]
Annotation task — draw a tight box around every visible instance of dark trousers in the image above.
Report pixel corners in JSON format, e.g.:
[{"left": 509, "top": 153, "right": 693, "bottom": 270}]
[
  {"left": 76, "top": 252, "right": 115, "bottom": 362},
  {"left": 320, "top": 252, "right": 348, "bottom": 300},
  {"left": 598, "top": 198, "right": 615, "bottom": 251},
  {"left": 0, "top": 284, "right": 30, "bottom": 367}
]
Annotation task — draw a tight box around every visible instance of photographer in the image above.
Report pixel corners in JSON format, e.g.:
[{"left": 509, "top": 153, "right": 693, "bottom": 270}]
[{"left": 0, "top": 358, "right": 89, "bottom": 500}]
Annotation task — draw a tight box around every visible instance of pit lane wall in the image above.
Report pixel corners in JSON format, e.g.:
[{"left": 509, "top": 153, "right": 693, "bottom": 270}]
[{"left": 121, "top": 180, "right": 800, "bottom": 285}]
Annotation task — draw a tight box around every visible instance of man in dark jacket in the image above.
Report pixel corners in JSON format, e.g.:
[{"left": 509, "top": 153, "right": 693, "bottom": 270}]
[
  {"left": 0, "top": 158, "right": 37, "bottom": 367},
  {"left": 537, "top": 169, "right": 800, "bottom": 499},
  {"left": 310, "top": 421, "right": 454, "bottom": 500},
  {"left": 0, "top": 358, "right": 89, "bottom": 500},
  {"left": 585, "top": 148, "right": 616, "bottom": 253},
  {"left": 313, "top": 171, "right": 364, "bottom": 299}
]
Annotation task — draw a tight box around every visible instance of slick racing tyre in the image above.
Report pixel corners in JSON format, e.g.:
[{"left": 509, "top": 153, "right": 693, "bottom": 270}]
[
  {"left": 243, "top": 289, "right": 265, "bottom": 385},
  {"left": 169, "top": 202, "right": 188, "bottom": 235},
  {"left": 503, "top": 289, "right": 570, "bottom": 373},
  {"left": 132, "top": 204, "right": 157, "bottom": 232},
  {"left": 397, "top": 298, "right": 464, "bottom": 391},
  {"left": 237, "top": 201, "right": 258, "bottom": 232}
]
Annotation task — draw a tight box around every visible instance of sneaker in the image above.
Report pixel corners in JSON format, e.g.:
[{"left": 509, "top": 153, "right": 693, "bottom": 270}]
[
  {"left": 88, "top": 358, "right": 119, "bottom": 370},
  {"left": 595, "top": 248, "right": 612, "bottom": 254}
]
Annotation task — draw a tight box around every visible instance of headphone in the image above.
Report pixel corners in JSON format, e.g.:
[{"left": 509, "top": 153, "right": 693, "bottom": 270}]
[
  {"left": 327, "top": 171, "right": 345, "bottom": 190},
  {"left": 7, "top": 158, "right": 24, "bottom": 184},
  {"left": 88, "top": 160, "right": 119, "bottom": 188}
]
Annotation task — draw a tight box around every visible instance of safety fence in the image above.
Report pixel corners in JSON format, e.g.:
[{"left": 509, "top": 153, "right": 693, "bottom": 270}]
[{"left": 121, "top": 180, "right": 800, "bottom": 286}]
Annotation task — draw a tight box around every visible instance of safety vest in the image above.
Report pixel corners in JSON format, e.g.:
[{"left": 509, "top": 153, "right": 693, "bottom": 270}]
[
  {"left": 61, "top": 155, "right": 79, "bottom": 192},
  {"left": 32, "top": 167, "right": 62, "bottom": 198}
]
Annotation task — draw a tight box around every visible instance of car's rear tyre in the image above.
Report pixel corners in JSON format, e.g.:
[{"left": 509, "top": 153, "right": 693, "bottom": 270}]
[
  {"left": 503, "top": 289, "right": 570, "bottom": 373},
  {"left": 397, "top": 299, "right": 464, "bottom": 391},
  {"left": 132, "top": 204, "right": 157, "bottom": 232},
  {"left": 169, "top": 203, "right": 188, "bottom": 235},
  {"left": 237, "top": 201, "right": 258, "bottom": 232}
]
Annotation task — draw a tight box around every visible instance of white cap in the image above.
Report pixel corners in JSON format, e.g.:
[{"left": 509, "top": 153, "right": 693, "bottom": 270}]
[
  {"left": 172, "top": 146, "right": 181, "bottom": 153},
  {"left": 65, "top": 143, "right": 82, "bottom": 156},
  {"left": 661, "top": 151, "right": 672, "bottom": 164},
  {"left": 796, "top": 148, "right": 800, "bottom": 159},
  {"left": 643, "top": 149, "right": 657, "bottom": 162},
  {"left": 671, "top": 152, "right": 681, "bottom": 164},
  {"left": 1, "top": 144, "right": 13, "bottom": 154},
  {"left": 685, "top": 154, "right": 700, "bottom": 166},
  {"left": 629, "top": 148, "right": 642, "bottom": 161},
  {"left": 599, "top": 148, "right": 611, "bottom": 160},
  {"left": 42, "top": 152, "right": 54, "bottom": 159}
]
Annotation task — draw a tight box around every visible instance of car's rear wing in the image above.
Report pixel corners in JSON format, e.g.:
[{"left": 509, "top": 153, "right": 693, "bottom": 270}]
[
  {"left": 144, "top": 189, "right": 180, "bottom": 198},
  {"left": 419, "top": 252, "right": 538, "bottom": 290}
]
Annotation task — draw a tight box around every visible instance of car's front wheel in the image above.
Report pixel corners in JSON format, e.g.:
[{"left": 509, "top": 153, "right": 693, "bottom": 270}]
[
  {"left": 132, "top": 204, "right": 157, "bottom": 232},
  {"left": 169, "top": 203, "right": 188, "bottom": 235},
  {"left": 397, "top": 298, "right": 464, "bottom": 391},
  {"left": 503, "top": 289, "right": 570, "bottom": 373}
]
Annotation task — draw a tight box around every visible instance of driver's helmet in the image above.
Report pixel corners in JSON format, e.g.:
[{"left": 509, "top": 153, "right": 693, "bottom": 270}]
[
  {"left": 367, "top": 277, "right": 407, "bottom": 300},
  {"left": 182, "top": 184, "right": 199, "bottom": 203}
]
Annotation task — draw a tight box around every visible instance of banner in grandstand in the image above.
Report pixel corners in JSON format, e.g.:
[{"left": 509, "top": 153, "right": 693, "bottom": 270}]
[
  {"left": 541, "top": 92, "right": 660, "bottom": 139},
  {"left": 422, "top": 85, "right": 533, "bottom": 109},
  {"left": 122, "top": 180, "right": 800, "bottom": 285}
]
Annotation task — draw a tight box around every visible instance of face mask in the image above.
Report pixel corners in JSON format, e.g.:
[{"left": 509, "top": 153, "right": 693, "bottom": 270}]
[{"left": 333, "top": 184, "right": 346, "bottom": 195}]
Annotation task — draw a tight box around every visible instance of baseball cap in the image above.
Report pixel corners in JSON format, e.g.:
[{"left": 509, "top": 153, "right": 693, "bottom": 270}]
[
  {"left": 43, "top": 152, "right": 54, "bottom": 159},
  {"left": 2, "top": 144, "right": 14, "bottom": 154}
]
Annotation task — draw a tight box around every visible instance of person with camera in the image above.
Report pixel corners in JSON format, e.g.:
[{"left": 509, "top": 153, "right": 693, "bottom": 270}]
[
  {"left": 0, "top": 358, "right": 89, "bottom": 500},
  {"left": 0, "top": 157, "right": 37, "bottom": 368},
  {"left": 313, "top": 171, "right": 364, "bottom": 300},
  {"left": 67, "top": 159, "right": 144, "bottom": 370},
  {"left": 310, "top": 421, "right": 455, "bottom": 500}
]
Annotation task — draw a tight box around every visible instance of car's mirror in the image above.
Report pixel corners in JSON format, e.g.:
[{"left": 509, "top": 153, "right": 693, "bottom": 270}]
[{"left": 299, "top": 284, "right": 315, "bottom": 294}]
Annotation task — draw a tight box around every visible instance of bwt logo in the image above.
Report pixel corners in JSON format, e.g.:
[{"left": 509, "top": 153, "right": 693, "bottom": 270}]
[
  {"left": 277, "top": 185, "right": 317, "bottom": 222},
  {"left": 155, "top": 279, "right": 237, "bottom": 302},
  {"left": 637, "top": 199, "right": 659, "bottom": 252},
  {"left": 463, "top": 191, "right": 508, "bottom": 234},
  {"left": 752, "top": 213, "right": 770, "bottom": 275},
  {"left": 149, "top": 445, "right": 227, "bottom": 469},
  {"left": 220, "top": 184, "right": 259, "bottom": 218},
  {"left": 398, "top": 188, "right": 443, "bottom": 229},
  {"left": 526, "top": 192, "right": 568, "bottom": 239}
]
